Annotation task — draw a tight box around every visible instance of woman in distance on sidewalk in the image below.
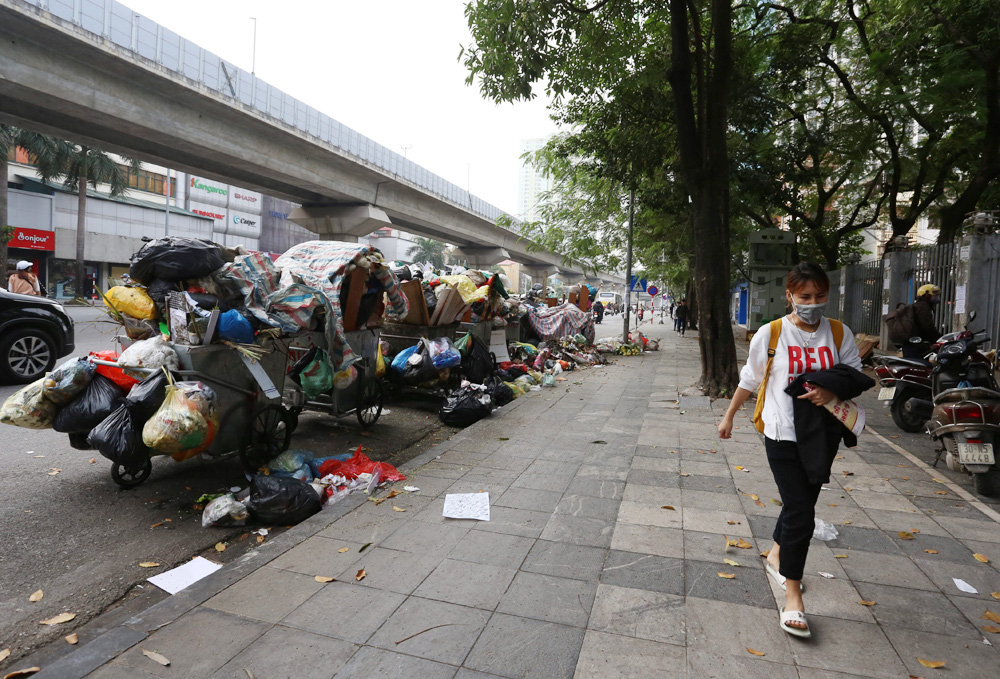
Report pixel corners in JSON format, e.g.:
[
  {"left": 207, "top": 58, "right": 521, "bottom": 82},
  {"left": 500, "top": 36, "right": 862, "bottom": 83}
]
[{"left": 715, "top": 262, "right": 865, "bottom": 639}]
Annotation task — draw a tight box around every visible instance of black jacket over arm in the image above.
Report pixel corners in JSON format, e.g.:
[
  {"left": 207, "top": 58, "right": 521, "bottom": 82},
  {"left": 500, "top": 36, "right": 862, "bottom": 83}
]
[{"left": 784, "top": 365, "right": 876, "bottom": 484}]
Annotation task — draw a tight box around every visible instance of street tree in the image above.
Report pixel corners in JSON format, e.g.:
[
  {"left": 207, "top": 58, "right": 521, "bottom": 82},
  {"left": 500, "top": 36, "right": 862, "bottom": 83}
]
[
  {"left": 406, "top": 236, "right": 449, "bottom": 269},
  {"left": 30, "top": 141, "right": 139, "bottom": 298},
  {"left": 462, "top": 0, "right": 743, "bottom": 395}
]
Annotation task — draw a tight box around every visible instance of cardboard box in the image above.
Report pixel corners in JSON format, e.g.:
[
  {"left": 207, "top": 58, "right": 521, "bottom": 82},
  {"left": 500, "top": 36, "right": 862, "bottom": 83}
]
[{"left": 399, "top": 280, "right": 431, "bottom": 325}]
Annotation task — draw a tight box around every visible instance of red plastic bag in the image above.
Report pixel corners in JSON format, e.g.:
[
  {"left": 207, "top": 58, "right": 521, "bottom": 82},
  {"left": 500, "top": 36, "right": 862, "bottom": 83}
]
[
  {"left": 90, "top": 350, "right": 139, "bottom": 391},
  {"left": 318, "top": 445, "right": 406, "bottom": 482}
]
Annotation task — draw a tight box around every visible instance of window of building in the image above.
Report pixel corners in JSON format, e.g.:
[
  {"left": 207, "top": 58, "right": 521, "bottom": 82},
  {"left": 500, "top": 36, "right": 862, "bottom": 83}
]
[{"left": 121, "top": 166, "right": 176, "bottom": 197}]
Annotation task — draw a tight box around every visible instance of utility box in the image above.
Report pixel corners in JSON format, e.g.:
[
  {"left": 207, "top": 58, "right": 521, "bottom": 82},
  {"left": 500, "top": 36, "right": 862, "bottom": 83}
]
[{"left": 746, "top": 229, "right": 795, "bottom": 333}]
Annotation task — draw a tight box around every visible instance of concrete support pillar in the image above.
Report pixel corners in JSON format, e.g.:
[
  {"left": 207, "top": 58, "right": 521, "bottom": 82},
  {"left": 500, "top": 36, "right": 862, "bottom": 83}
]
[
  {"left": 881, "top": 250, "right": 914, "bottom": 350},
  {"left": 454, "top": 246, "right": 510, "bottom": 269},
  {"left": 523, "top": 266, "right": 551, "bottom": 290},
  {"left": 838, "top": 264, "right": 855, "bottom": 324},
  {"left": 954, "top": 234, "right": 990, "bottom": 333},
  {"left": 287, "top": 204, "right": 391, "bottom": 242}
]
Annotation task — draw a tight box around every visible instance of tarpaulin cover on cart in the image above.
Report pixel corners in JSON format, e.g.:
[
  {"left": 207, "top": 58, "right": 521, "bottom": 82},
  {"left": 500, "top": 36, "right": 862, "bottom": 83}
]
[
  {"left": 221, "top": 242, "right": 408, "bottom": 375},
  {"left": 526, "top": 302, "right": 595, "bottom": 344}
]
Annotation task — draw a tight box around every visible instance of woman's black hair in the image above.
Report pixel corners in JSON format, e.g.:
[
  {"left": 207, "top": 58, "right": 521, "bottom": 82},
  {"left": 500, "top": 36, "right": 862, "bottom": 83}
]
[{"left": 786, "top": 262, "right": 830, "bottom": 294}]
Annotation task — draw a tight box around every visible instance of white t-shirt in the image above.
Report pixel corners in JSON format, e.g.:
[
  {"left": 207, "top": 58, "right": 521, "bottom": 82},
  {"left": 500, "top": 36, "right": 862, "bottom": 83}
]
[{"left": 738, "top": 315, "right": 863, "bottom": 442}]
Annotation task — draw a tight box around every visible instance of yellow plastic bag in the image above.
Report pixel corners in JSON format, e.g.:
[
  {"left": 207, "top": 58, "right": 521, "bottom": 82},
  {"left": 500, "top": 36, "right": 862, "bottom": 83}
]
[
  {"left": 143, "top": 380, "right": 217, "bottom": 456},
  {"left": 505, "top": 381, "right": 525, "bottom": 399},
  {"left": 375, "top": 343, "right": 387, "bottom": 378},
  {"left": 0, "top": 378, "right": 58, "bottom": 429},
  {"left": 439, "top": 276, "right": 489, "bottom": 304},
  {"left": 104, "top": 286, "right": 158, "bottom": 320}
]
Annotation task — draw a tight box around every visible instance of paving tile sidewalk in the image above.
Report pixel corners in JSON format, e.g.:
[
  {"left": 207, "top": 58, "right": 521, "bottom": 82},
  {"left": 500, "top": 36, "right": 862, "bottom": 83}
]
[{"left": 31, "top": 324, "right": 1000, "bottom": 679}]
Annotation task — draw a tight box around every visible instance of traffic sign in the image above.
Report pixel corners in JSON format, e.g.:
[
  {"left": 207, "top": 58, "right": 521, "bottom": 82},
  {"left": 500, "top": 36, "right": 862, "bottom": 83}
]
[
  {"left": 629, "top": 276, "right": 647, "bottom": 292},
  {"left": 647, "top": 285, "right": 659, "bottom": 297}
]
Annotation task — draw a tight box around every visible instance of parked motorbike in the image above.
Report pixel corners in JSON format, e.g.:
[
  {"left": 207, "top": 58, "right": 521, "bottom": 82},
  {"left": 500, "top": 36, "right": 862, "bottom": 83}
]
[
  {"left": 905, "top": 311, "right": 1000, "bottom": 497},
  {"left": 873, "top": 333, "right": 961, "bottom": 432}
]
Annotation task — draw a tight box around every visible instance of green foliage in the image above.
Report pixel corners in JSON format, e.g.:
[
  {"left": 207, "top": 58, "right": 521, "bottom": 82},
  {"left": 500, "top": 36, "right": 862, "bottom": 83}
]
[
  {"left": 0, "top": 225, "right": 14, "bottom": 244},
  {"left": 406, "top": 236, "right": 448, "bottom": 269}
]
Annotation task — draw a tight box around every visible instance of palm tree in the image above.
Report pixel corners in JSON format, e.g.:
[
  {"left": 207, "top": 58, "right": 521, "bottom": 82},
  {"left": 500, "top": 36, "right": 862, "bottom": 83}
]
[
  {"left": 31, "top": 140, "right": 140, "bottom": 299},
  {"left": 406, "top": 236, "right": 448, "bottom": 269}
]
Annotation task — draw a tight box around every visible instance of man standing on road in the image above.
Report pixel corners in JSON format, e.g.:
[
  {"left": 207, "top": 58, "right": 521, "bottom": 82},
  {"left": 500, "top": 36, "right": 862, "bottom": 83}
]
[
  {"left": 8, "top": 261, "right": 41, "bottom": 296},
  {"left": 675, "top": 299, "right": 689, "bottom": 336},
  {"left": 904, "top": 284, "right": 941, "bottom": 360}
]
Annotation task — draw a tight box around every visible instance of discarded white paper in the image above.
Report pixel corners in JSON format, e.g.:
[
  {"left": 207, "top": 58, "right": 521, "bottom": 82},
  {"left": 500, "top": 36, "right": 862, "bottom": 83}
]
[
  {"left": 818, "top": 572, "right": 836, "bottom": 579},
  {"left": 147, "top": 556, "right": 222, "bottom": 595},
  {"left": 955, "top": 285, "right": 967, "bottom": 315},
  {"left": 253, "top": 528, "right": 268, "bottom": 536},
  {"left": 403, "top": 486, "right": 420, "bottom": 492},
  {"left": 442, "top": 492, "right": 490, "bottom": 521},
  {"left": 953, "top": 577, "right": 978, "bottom": 594}
]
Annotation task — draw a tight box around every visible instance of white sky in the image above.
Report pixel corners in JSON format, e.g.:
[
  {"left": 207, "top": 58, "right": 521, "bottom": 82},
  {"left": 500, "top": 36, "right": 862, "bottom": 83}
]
[{"left": 121, "top": 0, "right": 557, "bottom": 214}]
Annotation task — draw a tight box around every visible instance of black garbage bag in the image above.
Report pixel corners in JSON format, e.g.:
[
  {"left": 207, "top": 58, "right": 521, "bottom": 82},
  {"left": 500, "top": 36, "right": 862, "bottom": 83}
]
[
  {"left": 125, "top": 370, "right": 171, "bottom": 422},
  {"left": 483, "top": 375, "right": 514, "bottom": 408},
  {"left": 439, "top": 385, "right": 493, "bottom": 427},
  {"left": 391, "top": 264, "right": 411, "bottom": 282},
  {"left": 402, "top": 342, "right": 440, "bottom": 385},
  {"left": 54, "top": 374, "right": 126, "bottom": 434},
  {"left": 87, "top": 404, "right": 151, "bottom": 472},
  {"left": 129, "top": 237, "right": 225, "bottom": 285},
  {"left": 244, "top": 475, "right": 321, "bottom": 525},
  {"left": 423, "top": 285, "right": 437, "bottom": 315},
  {"left": 146, "top": 278, "right": 181, "bottom": 309},
  {"left": 68, "top": 432, "right": 93, "bottom": 451},
  {"left": 186, "top": 292, "right": 222, "bottom": 311},
  {"left": 461, "top": 335, "right": 495, "bottom": 385}
]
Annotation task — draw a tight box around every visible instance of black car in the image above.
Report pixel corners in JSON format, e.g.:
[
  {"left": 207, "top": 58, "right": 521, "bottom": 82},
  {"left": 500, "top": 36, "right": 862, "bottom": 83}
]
[{"left": 0, "top": 288, "right": 76, "bottom": 383}]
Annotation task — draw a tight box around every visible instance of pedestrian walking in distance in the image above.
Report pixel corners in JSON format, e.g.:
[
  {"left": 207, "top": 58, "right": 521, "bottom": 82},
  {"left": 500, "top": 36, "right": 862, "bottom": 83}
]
[
  {"left": 716, "top": 262, "right": 870, "bottom": 639},
  {"left": 674, "top": 300, "right": 688, "bottom": 335}
]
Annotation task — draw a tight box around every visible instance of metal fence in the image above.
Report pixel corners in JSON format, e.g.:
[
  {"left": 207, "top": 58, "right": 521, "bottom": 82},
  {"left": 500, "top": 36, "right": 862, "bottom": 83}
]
[
  {"left": 909, "top": 243, "right": 958, "bottom": 331},
  {"left": 843, "top": 259, "right": 884, "bottom": 336}
]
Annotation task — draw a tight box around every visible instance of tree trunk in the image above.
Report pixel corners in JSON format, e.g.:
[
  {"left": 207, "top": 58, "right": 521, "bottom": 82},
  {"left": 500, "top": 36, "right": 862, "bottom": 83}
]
[
  {"left": 1, "top": 155, "right": 9, "bottom": 288},
  {"left": 75, "top": 150, "right": 88, "bottom": 301}
]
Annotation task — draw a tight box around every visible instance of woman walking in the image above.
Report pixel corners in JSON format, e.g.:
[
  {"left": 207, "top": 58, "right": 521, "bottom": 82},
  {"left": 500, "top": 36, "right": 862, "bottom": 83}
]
[{"left": 716, "top": 262, "right": 871, "bottom": 638}]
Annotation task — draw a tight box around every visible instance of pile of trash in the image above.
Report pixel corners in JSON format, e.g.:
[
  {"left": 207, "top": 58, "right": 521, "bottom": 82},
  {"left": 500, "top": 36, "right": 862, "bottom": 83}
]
[
  {"left": 0, "top": 360, "right": 218, "bottom": 474},
  {"left": 594, "top": 331, "right": 659, "bottom": 355},
  {"left": 391, "top": 262, "right": 510, "bottom": 327},
  {"left": 101, "top": 237, "right": 409, "bottom": 386},
  {"left": 201, "top": 445, "right": 406, "bottom": 528}
]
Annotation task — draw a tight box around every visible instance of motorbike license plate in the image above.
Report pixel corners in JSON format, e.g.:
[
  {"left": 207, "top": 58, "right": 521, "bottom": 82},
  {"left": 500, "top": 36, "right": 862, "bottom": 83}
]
[
  {"left": 957, "top": 443, "right": 995, "bottom": 465},
  {"left": 878, "top": 386, "right": 896, "bottom": 401}
]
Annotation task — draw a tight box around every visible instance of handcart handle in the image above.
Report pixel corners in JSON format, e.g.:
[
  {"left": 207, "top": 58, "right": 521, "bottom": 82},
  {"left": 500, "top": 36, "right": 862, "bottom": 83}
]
[{"left": 87, "top": 358, "right": 257, "bottom": 397}]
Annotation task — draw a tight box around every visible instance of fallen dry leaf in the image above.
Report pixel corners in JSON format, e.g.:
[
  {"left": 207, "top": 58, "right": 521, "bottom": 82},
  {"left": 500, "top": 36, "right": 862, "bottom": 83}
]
[
  {"left": 925, "top": 549, "right": 939, "bottom": 555},
  {"left": 973, "top": 553, "right": 990, "bottom": 563},
  {"left": 898, "top": 532, "right": 916, "bottom": 540},
  {"left": 215, "top": 542, "right": 226, "bottom": 552},
  {"left": 723, "top": 558, "right": 741, "bottom": 567},
  {"left": 931, "top": 478, "right": 944, "bottom": 483},
  {"left": 314, "top": 576, "right": 335, "bottom": 583},
  {"left": 392, "top": 506, "right": 406, "bottom": 512},
  {"left": 844, "top": 520, "right": 853, "bottom": 525},
  {"left": 256, "top": 535, "right": 265, "bottom": 544},
  {"left": 356, "top": 569, "right": 367, "bottom": 581},
  {"left": 916, "top": 658, "right": 945, "bottom": 669},
  {"left": 679, "top": 472, "right": 690, "bottom": 477},
  {"left": 736, "top": 538, "right": 753, "bottom": 549},
  {"left": 725, "top": 536, "right": 739, "bottom": 547},
  {"left": 746, "top": 648, "right": 765, "bottom": 656},
  {"left": 141, "top": 648, "right": 170, "bottom": 666},
  {"left": 139, "top": 561, "right": 161, "bottom": 568},
  {"left": 842, "top": 471, "right": 854, "bottom": 476},
  {"left": 661, "top": 505, "right": 676, "bottom": 511},
  {"left": 935, "top": 490, "right": 948, "bottom": 495},
  {"left": 992, "top": 592, "right": 1000, "bottom": 600},
  {"left": 727, "top": 520, "right": 736, "bottom": 525},
  {"left": 386, "top": 490, "right": 403, "bottom": 499},
  {"left": 28, "top": 589, "right": 43, "bottom": 603},
  {"left": 359, "top": 542, "right": 372, "bottom": 553},
  {"left": 338, "top": 547, "right": 350, "bottom": 553},
  {"left": 735, "top": 466, "right": 745, "bottom": 471},
  {"left": 718, "top": 572, "right": 736, "bottom": 579},
  {"left": 770, "top": 498, "right": 783, "bottom": 506},
  {"left": 89, "top": 458, "right": 96, "bottom": 464},
  {"left": 40, "top": 612, "right": 75, "bottom": 625},
  {"left": 150, "top": 522, "right": 163, "bottom": 528},
  {"left": 0, "top": 649, "right": 9, "bottom": 662},
  {"left": 3, "top": 667, "right": 41, "bottom": 678},
  {"left": 834, "top": 554, "right": 849, "bottom": 559},
  {"left": 754, "top": 499, "right": 765, "bottom": 507},
  {"left": 858, "top": 600, "right": 876, "bottom": 606},
  {"left": 65, "top": 633, "right": 78, "bottom": 644},
  {"left": 760, "top": 549, "right": 770, "bottom": 558},
  {"left": 47, "top": 468, "right": 61, "bottom": 476},
  {"left": 983, "top": 610, "right": 1000, "bottom": 624},
  {"left": 982, "top": 624, "right": 1000, "bottom": 634},
  {"left": 912, "top": 529, "right": 920, "bottom": 534}
]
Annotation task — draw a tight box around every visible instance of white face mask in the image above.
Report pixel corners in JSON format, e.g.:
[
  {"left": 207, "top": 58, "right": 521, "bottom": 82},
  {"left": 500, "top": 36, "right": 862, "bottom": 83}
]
[{"left": 792, "top": 301, "right": 827, "bottom": 324}]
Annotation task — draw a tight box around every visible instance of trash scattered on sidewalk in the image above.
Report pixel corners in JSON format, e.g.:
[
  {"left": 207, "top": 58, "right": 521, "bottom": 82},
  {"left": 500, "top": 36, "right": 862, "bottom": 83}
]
[
  {"left": 954, "top": 578, "right": 979, "bottom": 594},
  {"left": 403, "top": 486, "right": 420, "bottom": 492},
  {"left": 141, "top": 648, "right": 170, "bottom": 666},
  {"left": 818, "top": 572, "right": 836, "bottom": 579},
  {"left": 147, "top": 556, "right": 222, "bottom": 595},
  {"left": 813, "top": 519, "right": 839, "bottom": 541},
  {"left": 442, "top": 493, "right": 490, "bottom": 521}
]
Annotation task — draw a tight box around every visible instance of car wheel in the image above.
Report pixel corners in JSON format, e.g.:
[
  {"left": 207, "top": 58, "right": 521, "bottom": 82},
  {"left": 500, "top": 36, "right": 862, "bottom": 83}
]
[{"left": 0, "top": 329, "right": 57, "bottom": 384}]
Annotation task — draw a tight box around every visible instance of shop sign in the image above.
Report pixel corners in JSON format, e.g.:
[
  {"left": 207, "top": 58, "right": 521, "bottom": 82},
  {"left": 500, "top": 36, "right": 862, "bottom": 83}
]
[
  {"left": 10, "top": 227, "right": 55, "bottom": 251},
  {"left": 191, "top": 208, "right": 225, "bottom": 220},
  {"left": 189, "top": 177, "right": 228, "bottom": 196},
  {"left": 234, "top": 191, "right": 258, "bottom": 203}
]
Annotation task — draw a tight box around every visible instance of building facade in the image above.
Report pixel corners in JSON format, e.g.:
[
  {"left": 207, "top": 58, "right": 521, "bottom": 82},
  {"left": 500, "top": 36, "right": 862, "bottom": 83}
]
[{"left": 517, "top": 137, "right": 553, "bottom": 223}]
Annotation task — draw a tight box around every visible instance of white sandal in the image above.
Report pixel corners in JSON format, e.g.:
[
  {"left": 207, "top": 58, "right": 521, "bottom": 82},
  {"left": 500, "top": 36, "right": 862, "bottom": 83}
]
[
  {"left": 765, "top": 562, "right": 805, "bottom": 593},
  {"left": 780, "top": 607, "right": 812, "bottom": 639}
]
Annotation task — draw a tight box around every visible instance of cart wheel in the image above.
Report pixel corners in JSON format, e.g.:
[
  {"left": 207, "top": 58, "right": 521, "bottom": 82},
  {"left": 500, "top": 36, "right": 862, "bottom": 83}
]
[
  {"left": 111, "top": 458, "right": 152, "bottom": 489},
  {"left": 357, "top": 378, "right": 384, "bottom": 429},
  {"left": 239, "top": 404, "right": 292, "bottom": 471}
]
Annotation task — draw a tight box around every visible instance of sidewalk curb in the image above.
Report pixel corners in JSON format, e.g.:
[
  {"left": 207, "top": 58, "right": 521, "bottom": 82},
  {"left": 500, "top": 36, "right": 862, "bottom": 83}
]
[{"left": 25, "top": 384, "right": 537, "bottom": 679}]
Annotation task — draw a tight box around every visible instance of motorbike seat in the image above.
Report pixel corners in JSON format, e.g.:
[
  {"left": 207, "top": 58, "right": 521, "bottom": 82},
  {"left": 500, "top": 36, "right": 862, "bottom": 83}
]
[{"left": 885, "top": 357, "right": 931, "bottom": 368}]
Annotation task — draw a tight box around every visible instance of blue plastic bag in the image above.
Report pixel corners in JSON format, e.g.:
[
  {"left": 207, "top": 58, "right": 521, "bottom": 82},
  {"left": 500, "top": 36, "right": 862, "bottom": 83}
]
[
  {"left": 217, "top": 309, "right": 255, "bottom": 344},
  {"left": 390, "top": 344, "right": 420, "bottom": 375},
  {"left": 308, "top": 452, "right": 353, "bottom": 478}
]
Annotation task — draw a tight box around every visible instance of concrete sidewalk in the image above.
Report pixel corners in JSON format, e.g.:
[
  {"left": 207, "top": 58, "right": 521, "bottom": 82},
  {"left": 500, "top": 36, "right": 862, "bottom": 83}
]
[{"left": 25, "top": 324, "right": 1000, "bottom": 678}]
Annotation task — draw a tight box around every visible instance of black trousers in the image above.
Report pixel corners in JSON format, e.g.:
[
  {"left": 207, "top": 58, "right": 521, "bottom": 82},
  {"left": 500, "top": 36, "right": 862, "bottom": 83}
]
[{"left": 764, "top": 437, "right": 823, "bottom": 581}]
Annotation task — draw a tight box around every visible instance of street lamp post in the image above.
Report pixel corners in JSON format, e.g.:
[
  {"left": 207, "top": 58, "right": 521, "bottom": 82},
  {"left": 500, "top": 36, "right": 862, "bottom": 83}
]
[
  {"left": 250, "top": 17, "right": 257, "bottom": 75},
  {"left": 623, "top": 187, "right": 635, "bottom": 344}
]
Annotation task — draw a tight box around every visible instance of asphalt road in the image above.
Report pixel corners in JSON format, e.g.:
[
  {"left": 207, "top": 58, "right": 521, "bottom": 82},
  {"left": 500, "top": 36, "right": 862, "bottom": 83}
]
[{"left": 0, "top": 306, "right": 453, "bottom": 663}]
